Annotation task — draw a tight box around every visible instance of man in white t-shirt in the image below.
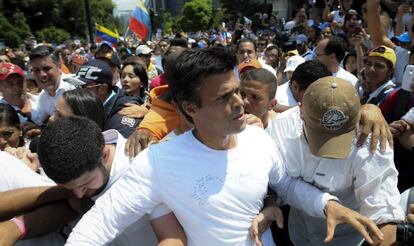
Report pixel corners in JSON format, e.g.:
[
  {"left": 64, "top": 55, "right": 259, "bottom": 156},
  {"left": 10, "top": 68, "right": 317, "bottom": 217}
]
[
  {"left": 29, "top": 45, "right": 75, "bottom": 125},
  {"left": 275, "top": 60, "right": 331, "bottom": 112},
  {"left": 65, "top": 47, "right": 384, "bottom": 246},
  {"left": 235, "top": 38, "right": 276, "bottom": 77},
  {"left": 265, "top": 77, "right": 404, "bottom": 245},
  {"left": 315, "top": 37, "right": 358, "bottom": 86},
  {"left": 1, "top": 117, "right": 186, "bottom": 245}
]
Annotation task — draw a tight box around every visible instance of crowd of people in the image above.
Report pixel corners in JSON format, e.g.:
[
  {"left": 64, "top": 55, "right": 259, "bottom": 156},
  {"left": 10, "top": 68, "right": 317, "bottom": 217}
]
[{"left": 1, "top": 0, "right": 414, "bottom": 245}]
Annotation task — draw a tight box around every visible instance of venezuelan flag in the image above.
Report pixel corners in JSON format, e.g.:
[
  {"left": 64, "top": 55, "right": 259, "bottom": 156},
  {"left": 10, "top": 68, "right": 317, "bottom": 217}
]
[
  {"left": 129, "top": 0, "right": 151, "bottom": 40},
  {"left": 95, "top": 23, "right": 120, "bottom": 45}
]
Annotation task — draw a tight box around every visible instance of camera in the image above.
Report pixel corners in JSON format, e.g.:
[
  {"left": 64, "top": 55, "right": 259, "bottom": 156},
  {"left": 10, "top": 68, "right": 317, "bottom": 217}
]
[{"left": 397, "top": 222, "right": 414, "bottom": 245}]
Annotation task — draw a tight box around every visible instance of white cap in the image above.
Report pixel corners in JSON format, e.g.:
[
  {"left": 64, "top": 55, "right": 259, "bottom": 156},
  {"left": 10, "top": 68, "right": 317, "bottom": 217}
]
[
  {"left": 284, "top": 55, "right": 306, "bottom": 73},
  {"left": 135, "top": 45, "right": 153, "bottom": 55}
]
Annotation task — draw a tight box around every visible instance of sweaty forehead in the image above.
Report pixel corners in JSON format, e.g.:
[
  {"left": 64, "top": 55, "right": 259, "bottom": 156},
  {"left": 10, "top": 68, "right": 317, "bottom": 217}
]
[
  {"left": 238, "top": 42, "right": 255, "bottom": 51},
  {"left": 31, "top": 56, "right": 57, "bottom": 67}
]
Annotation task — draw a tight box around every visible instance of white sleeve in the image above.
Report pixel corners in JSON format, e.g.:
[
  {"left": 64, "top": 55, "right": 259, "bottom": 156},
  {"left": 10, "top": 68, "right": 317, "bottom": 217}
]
[
  {"left": 65, "top": 149, "right": 163, "bottom": 245},
  {"left": 353, "top": 146, "right": 405, "bottom": 224},
  {"left": 402, "top": 107, "right": 414, "bottom": 125},
  {"left": 268, "top": 147, "right": 337, "bottom": 219},
  {"left": 0, "top": 152, "right": 53, "bottom": 191},
  {"left": 149, "top": 204, "right": 172, "bottom": 220}
]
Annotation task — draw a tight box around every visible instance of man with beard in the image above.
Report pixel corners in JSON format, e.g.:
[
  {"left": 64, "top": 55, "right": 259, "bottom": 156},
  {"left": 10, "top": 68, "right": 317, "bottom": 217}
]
[{"left": 29, "top": 45, "right": 75, "bottom": 125}]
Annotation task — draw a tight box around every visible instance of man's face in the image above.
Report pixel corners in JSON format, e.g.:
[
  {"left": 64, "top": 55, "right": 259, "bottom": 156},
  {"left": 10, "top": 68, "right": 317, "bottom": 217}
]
[
  {"left": 237, "top": 42, "right": 256, "bottom": 63},
  {"left": 0, "top": 74, "right": 26, "bottom": 102},
  {"left": 60, "top": 165, "right": 109, "bottom": 198},
  {"left": 257, "top": 40, "right": 267, "bottom": 53},
  {"left": 138, "top": 54, "right": 151, "bottom": 67},
  {"left": 159, "top": 41, "right": 169, "bottom": 54},
  {"left": 0, "top": 55, "right": 10, "bottom": 65},
  {"left": 187, "top": 71, "right": 246, "bottom": 138},
  {"left": 31, "top": 57, "right": 61, "bottom": 94},
  {"left": 315, "top": 39, "right": 330, "bottom": 67},
  {"left": 265, "top": 49, "right": 279, "bottom": 68},
  {"left": 364, "top": 56, "right": 393, "bottom": 90},
  {"left": 240, "top": 79, "right": 273, "bottom": 124}
]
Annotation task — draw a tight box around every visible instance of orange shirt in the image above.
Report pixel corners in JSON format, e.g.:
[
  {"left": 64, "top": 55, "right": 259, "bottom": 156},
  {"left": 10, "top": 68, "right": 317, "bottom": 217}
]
[{"left": 138, "top": 85, "right": 180, "bottom": 140}]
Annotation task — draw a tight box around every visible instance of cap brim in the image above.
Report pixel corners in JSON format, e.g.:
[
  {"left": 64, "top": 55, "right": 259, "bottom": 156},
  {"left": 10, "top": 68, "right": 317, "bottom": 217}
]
[
  {"left": 304, "top": 125, "right": 354, "bottom": 159},
  {"left": 284, "top": 67, "right": 294, "bottom": 73},
  {"left": 63, "top": 76, "right": 87, "bottom": 87}
]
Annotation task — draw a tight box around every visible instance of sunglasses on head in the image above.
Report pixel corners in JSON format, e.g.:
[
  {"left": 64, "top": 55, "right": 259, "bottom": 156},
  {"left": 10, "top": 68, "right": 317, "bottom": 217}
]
[{"left": 371, "top": 46, "right": 386, "bottom": 54}]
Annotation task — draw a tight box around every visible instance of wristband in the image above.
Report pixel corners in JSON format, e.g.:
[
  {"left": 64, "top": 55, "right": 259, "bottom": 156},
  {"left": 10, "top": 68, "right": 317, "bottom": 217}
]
[{"left": 9, "top": 217, "right": 26, "bottom": 239}]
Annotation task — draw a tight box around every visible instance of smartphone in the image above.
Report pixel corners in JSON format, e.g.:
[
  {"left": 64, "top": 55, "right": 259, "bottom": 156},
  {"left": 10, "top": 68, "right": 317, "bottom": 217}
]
[
  {"left": 402, "top": 64, "right": 414, "bottom": 92},
  {"left": 353, "top": 26, "right": 363, "bottom": 35}
]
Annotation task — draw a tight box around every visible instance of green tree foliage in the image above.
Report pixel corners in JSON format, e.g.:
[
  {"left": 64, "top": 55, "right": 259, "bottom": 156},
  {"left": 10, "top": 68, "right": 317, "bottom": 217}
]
[
  {"left": 36, "top": 27, "right": 71, "bottom": 44},
  {"left": 220, "top": 0, "right": 264, "bottom": 18},
  {"left": 0, "top": 0, "right": 120, "bottom": 47},
  {"left": 180, "top": 0, "right": 213, "bottom": 32}
]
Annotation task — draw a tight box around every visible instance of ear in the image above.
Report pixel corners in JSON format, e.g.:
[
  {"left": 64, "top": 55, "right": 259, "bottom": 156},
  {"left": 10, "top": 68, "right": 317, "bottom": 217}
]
[
  {"left": 291, "top": 80, "right": 299, "bottom": 91},
  {"left": 268, "top": 98, "right": 277, "bottom": 110},
  {"left": 102, "top": 145, "right": 110, "bottom": 163},
  {"left": 181, "top": 101, "right": 198, "bottom": 120}
]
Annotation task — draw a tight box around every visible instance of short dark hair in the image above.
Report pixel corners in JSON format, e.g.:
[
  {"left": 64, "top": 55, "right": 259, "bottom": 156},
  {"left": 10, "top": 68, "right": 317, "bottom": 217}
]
[
  {"left": 236, "top": 38, "right": 257, "bottom": 52},
  {"left": 159, "top": 37, "right": 170, "bottom": 44},
  {"left": 168, "top": 46, "right": 237, "bottom": 123},
  {"left": 323, "top": 37, "right": 347, "bottom": 63},
  {"left": 38, "top": 116, "right": 105, "bottom": 184},
  {"left": 169, "top": 38, "right": 188, "bottom": 48},
  {"left": 0, "top": 103, "right": 20, "bottom": 128},
  {"left": 162, "top": 47, "right": 187, "bottom": 80},
  {"left": 121, "top": 61, "right": 148, "bottom": 98},
  {"left": 29, "top": 45, "right": 60, "bottom": 64},
  {"left": 62, "top": 89, "right": 106, "bottom": 131},
  {"left": 291, "top": 60, "right": 332, "bottom": 91},
  {"left": 240, "top": 68, "right": 277, "bottom": 99}
]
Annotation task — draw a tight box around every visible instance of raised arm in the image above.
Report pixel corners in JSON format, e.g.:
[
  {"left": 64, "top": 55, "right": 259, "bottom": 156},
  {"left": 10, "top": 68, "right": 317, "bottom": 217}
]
[
  {"left": 322, "top": 0, "right": 335, "bottom": 22},
  {"left": 367, "top": 0, "right": 395, "bottom": 48}
]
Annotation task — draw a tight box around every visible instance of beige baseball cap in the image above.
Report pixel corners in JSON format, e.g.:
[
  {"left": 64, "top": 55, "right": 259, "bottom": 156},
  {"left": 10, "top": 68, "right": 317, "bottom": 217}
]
[{"left": 302, "top": 76, "right": 361, "bottom": 159}]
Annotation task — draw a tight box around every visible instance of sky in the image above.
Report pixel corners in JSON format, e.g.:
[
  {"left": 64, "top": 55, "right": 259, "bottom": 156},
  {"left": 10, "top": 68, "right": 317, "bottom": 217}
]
[{"left": 113, "top": 0, "right": 137, "bottom": 15}]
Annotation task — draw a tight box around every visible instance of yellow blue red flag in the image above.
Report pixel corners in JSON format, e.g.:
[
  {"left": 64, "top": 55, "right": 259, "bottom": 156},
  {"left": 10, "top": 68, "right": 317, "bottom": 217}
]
[
  {"left": 95, "top": 23, "right": 120, "bottom": 45},
  {"left": 129, "top": 0, "right": 151, "bottom": 40}
]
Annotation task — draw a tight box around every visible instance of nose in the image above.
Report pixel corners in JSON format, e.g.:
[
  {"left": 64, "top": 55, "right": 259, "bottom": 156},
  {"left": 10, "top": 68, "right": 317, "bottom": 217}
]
[{"left": 232, "top": 91, "right": 244, "bottom": 109}]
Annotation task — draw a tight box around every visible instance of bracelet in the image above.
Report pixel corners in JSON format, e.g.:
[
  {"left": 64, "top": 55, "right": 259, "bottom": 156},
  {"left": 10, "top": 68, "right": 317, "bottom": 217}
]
[{"left": 9, "top": 217, "right": 26, "bottom": 239}]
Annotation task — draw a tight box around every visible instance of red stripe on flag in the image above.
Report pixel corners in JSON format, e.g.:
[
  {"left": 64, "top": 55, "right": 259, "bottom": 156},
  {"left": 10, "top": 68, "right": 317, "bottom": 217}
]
[{"left": 129, "top": 17, "right": 148, "bottom": 40}]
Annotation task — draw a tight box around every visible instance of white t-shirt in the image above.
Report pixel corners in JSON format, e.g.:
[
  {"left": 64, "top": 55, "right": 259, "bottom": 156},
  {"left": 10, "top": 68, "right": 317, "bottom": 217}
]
[
  {"left": 330, "top": 11, "right": 345, "bottom": 25},
  {"left": 402, "top": 106, "right": 414, "bottom": 125},
  {"left": 394, "top": 46, "right": 410, "bottom": 84},
  {"left": 0, "top": 151, "right": 63, "bottom": 246},
  {"left": 267, "top": 107, "right": 405, "bottom": 245},
  {"left": 66, "top": 126, "right": 337, "bottom": 246},
  {"left": 35, "top": 80, "right": 75, "bottom": 125},
  {"left": 259, "top": 59, "right": 276, "bottom": 77},
  {"left": 333, "top": 67, "right": 358, "bottom": 86},
  {"left": 74, "top": 130, "right": 161, "bottom": 246},
  {"left": 275, "top": 81, "right": 298, "bottom": 107}
]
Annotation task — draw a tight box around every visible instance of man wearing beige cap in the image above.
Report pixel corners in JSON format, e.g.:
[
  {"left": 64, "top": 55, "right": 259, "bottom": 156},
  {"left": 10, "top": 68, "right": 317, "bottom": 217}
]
[{"left": 262, "top": 76, "right": 404, "bottom": 245}]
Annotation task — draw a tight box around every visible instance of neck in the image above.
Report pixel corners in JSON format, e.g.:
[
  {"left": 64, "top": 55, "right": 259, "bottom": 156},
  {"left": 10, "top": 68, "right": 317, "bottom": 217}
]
[
  {"left": 6, "top": 95, "right": 27, "bottom": 108},
  {"left": 103, "top": 144, "right": 116, "bottom": 173},
  {"left": 330, "top": 63, "right": 340, "bottom": 73},
  {"left": 262, "top": 110, "right": 277, "bottom": 129},
  {"left": 193, "top": 129, "right": 237, "bottom": 150}
]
